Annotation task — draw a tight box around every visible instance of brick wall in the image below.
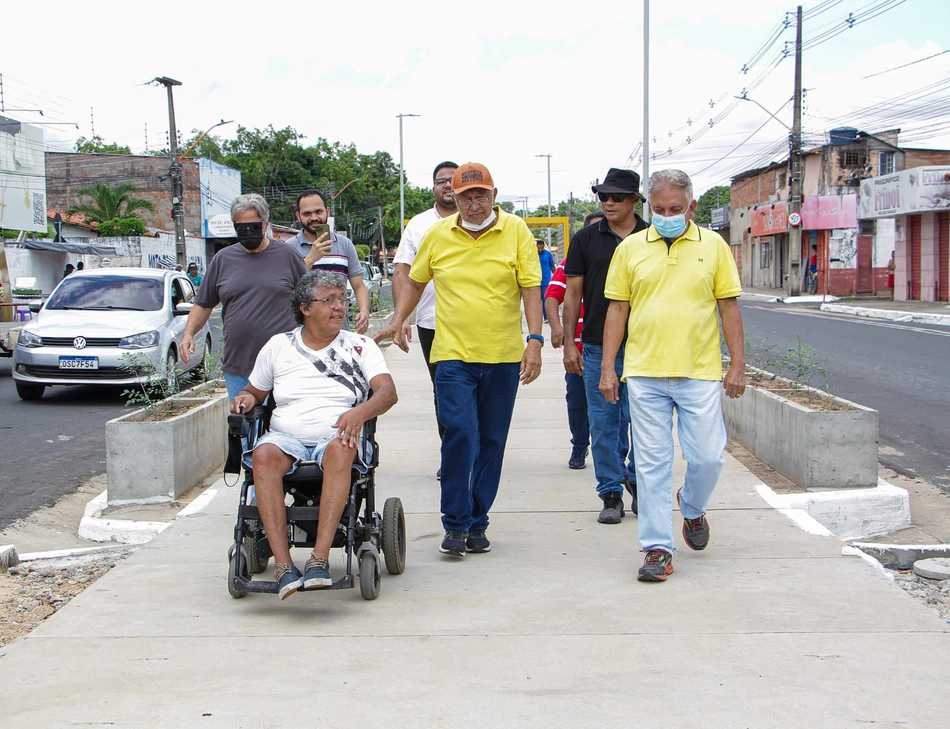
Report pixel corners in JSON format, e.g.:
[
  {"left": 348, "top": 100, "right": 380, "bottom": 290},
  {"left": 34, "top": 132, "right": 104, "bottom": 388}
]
[{"left": 44, "top": 153, "right": 203, "bottom": 235}]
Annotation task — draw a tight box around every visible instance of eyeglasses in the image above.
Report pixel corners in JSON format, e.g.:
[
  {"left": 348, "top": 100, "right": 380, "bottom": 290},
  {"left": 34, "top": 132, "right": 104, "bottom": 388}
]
[
  {"left": 434, "top": 178, "right": 453, "bottom": 187},
  {"left": 455, "top": 193, "right": 493, "bottom": 207},
  {"left": 597, "top": 192, "right": 630, "bottom": 203},
  {"left": 309, "top": 295, "right": 347, "bottom": 308}
]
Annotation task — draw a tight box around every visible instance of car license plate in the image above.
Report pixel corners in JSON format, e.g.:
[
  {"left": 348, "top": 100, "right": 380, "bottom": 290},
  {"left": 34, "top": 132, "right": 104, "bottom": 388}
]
[{"left": 59, "top": 356, "right": 99, "bottom": 370}]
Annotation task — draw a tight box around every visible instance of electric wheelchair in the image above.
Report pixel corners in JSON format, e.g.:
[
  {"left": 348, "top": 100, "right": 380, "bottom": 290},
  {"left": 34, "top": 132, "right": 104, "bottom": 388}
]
[{"left": 225, "top": 401, "right": 406, "bottom": 600}]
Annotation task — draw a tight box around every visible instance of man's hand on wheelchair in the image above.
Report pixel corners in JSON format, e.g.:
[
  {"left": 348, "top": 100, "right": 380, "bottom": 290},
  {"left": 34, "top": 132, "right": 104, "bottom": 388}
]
[
  {"left": 230, "top": 391, "right": 257, "bottom": 415},
  {"left": 333, "top": 410, "right": 366, "bottom": 449}
]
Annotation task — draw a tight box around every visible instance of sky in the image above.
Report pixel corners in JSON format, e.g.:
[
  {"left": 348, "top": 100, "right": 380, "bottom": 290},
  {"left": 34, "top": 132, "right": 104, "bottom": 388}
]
[{"left": 3, "top": 0, "right": 949, "bottom": 215}]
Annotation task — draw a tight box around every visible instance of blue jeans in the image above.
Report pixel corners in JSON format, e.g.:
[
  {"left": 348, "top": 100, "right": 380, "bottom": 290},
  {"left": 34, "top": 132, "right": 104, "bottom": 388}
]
[
  {"left": 565, "top": 371, "right": 589, "bottom": 449},
  {"left": 583, "top": 344, "right": 634, "bottom": 498},
  {"left": 435, "top": 361, "right": 520, "bottom": 532},
  {"left": 223, "top": 373, "right": 250, "bottom": 401},
  {"left": 626, "top": 377, "right": 726, "bottom": 554}
]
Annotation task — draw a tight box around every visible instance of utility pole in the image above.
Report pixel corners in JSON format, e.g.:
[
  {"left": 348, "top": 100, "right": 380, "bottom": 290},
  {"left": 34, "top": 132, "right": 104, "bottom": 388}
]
[
  {"left": 535, "top": 154, "right": 552, "bottom": 247},
  {"left": 397, "top": 113, "right": 419, "bottom": 238},
  {"left": 787, "top": 5, "right": 804, "bottom": 297},
  {"left": 642, "top": 0, "right": 651, "bottom": 222},
  {"left": 153, "top": 77, "right": 186, "bottom": 268}
]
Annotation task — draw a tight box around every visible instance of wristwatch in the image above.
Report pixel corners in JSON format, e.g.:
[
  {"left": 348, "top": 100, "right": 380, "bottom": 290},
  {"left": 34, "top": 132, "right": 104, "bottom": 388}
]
[{"left": 526, "top": 334, "right": 544, "bottom": 345}]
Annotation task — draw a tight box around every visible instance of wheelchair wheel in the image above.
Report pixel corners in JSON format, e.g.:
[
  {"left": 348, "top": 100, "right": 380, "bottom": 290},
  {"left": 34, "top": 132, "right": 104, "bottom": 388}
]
[
  {"left": 359, "top": 551, "right": 381, "bottom": 601},
  {"left": 382, "top": 497, "right": 407, "bottom": 575},
  {"left": 228, "top": 545, "right": 249, "bottom": 599},
  {"left": 246, "top": 521, "right": 269, "bottom": 575}
]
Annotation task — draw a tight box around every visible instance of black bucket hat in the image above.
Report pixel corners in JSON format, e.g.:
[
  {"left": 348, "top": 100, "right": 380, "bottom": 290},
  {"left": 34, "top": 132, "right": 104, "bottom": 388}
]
[{"left": 592, "top": 168, "right": 644, "bottom": 200}]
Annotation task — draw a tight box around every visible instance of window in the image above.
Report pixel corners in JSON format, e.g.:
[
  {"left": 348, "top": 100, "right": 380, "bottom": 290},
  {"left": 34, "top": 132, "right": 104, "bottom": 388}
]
[
  {"left": 842, "top": 149, "right": 867, "bottom": 168},
  {"left": 760, "top": 240, "right": 771, "bottom": 268},
  {"left": 879, "top": 151, "right": 895, "bottom": 175}
]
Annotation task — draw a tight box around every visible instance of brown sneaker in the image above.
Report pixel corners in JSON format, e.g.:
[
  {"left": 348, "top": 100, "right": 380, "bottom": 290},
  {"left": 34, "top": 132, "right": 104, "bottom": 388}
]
[{"left": 677, "top": 488, "right": 710, "bottom": 551}]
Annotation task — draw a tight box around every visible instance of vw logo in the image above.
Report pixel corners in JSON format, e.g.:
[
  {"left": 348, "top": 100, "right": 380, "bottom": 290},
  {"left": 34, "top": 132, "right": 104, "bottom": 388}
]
[{"left": 73, "top": 337, "right": 87, "bottom": 350}]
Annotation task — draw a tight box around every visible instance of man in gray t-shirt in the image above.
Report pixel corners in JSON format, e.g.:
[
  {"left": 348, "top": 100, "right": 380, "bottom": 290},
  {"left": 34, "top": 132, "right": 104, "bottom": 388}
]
[
  {"left": 182, "top": 193, "right": 306, "bottom": 400},
  {"left": 286, "top": 189, "right": 370, "bottom": 333}
]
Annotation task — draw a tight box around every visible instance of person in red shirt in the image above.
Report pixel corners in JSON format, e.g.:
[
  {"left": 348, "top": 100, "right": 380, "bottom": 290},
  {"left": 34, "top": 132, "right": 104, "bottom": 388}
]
[{"left": 544, "top": 212, "right": 603, "bottom": 470}]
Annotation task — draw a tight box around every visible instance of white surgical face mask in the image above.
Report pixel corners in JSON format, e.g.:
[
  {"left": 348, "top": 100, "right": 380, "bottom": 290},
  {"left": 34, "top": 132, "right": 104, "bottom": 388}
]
[{"left": 460, "top": 208, "right": 497, "bottom": 232}]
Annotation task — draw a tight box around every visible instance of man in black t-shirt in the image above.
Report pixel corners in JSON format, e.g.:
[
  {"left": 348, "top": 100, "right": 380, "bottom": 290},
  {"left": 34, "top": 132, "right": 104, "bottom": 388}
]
[
  {"left": 563, "top": 168, "right": 648, "bottom": 525},
  {"left": 181, "top": 193, "right": 306, "bottom": 400}
]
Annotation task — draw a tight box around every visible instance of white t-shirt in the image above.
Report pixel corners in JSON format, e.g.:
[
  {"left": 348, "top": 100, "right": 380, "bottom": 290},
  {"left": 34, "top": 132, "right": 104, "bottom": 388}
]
[
  {"left": 393, "top": 206, "right": 444, "bottom": 329},
  {"left": 248, "top": 327, "right": 390, "bottom": 443}
]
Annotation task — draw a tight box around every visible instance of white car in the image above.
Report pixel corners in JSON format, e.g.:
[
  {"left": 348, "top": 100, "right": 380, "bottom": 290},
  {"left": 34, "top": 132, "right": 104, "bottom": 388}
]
[{"left": 12, "top": 268, "right": 213, "bottom": 401}]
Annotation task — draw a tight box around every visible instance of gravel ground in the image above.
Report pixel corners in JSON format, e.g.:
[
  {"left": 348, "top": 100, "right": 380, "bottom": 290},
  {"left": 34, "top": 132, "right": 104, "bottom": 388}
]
[
  {"left": 891, "top": 571, "right": 950, "bottom": 623},
  {"left": 0, "top": 549, "right": 134, "bottom": 648}
]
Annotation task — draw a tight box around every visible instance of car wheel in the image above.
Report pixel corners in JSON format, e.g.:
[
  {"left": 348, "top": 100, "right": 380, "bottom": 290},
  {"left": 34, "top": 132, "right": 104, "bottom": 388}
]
[
  {"left": 196, "top": 335, "right": 213, "bottom": 382},
  {"left": 15, "top": 382, "right": 46, "bottom": 401},
  {"left": 164, "top": 350, "right": 178, "bottom": 393}
]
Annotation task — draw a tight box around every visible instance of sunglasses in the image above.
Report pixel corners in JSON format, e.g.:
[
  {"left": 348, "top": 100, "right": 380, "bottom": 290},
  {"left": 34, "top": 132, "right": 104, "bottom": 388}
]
[{"left": 597, "top": 192, "right": 631, "bottom": 203}]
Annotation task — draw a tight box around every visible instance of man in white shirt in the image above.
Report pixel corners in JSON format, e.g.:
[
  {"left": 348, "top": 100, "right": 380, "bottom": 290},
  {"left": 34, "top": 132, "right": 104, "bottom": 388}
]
[
  {"left": 382, "top": 160, "right": 458, "bottom": 449},
  {"left": 231, "top": 270, "right": 397, "bottom": 599}
]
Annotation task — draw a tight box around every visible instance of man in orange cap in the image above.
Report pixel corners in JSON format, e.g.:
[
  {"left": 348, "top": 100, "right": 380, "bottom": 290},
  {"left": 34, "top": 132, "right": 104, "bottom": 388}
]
[{"left": 378, "top": 162, "right": 543, "bottom": 557}]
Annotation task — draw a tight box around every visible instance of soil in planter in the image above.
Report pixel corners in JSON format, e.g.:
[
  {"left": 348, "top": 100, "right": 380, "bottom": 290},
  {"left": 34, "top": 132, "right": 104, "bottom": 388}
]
[
  {"left": 131, "top": 399, "right": 206, "bottom": 422},
  {"left": 727, "top": 366, "right": 855, "bottom": 413}
]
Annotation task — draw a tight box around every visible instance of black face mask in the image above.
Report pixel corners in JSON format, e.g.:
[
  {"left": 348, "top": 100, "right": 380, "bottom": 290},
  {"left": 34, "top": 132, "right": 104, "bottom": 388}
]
[{"left": 234, "top": 221, "right": 265, "bottom": 250}]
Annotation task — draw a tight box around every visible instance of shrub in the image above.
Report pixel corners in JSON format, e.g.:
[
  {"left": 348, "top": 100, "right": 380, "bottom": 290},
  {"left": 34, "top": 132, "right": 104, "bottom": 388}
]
[
  {"left": 355, "top": 244, "right": 370, "bottom": 260},
  {"left": 98, "top": 217, "right": 147, "bottom": 237}
]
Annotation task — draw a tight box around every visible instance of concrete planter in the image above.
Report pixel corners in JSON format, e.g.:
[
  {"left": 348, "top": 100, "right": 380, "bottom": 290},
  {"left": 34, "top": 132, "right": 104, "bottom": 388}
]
[
  {"left": 722, "top": 372, "right": 879, "bottom": 489},
  {"left": 106, "top": 389, "right": 228, "bottom": 504}
]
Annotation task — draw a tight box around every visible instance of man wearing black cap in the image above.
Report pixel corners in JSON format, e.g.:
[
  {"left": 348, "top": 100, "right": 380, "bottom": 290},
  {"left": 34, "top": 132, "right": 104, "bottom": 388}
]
[{"left": 563, "top": 168, "right": 648, "bottom": 524}]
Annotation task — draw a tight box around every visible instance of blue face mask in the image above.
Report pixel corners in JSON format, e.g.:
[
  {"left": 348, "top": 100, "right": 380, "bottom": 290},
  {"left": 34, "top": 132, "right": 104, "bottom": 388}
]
[{"left": 652, "top": 211, "right": 688, "bottom": 239}]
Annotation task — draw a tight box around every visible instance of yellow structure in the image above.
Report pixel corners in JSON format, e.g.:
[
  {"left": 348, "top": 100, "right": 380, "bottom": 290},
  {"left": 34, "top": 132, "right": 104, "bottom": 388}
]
[{"left": 524, "top": 216, "right": 571, "bottom": 257}]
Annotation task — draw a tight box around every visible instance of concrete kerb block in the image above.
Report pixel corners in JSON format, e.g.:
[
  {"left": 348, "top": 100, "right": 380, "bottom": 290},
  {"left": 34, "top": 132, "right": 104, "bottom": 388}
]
[
  {"left": 78, "top": 488, "right": 219, "bottom": 545},
  {"left": 1, "top": 544, "right": 19, "bottom": 571},
  {"left": 820, "top": 303, "right": 950, "bottom": 326},
  {"left": 850, "top": 542, "right": 950, "bottom": 571},
  {"left": 756, "top": 479, "right": 910, "bottom": 540}
]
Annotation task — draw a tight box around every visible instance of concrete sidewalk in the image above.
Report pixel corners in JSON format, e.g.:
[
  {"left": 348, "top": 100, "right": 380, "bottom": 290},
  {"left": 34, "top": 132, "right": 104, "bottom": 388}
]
[{"left": 1, "top": 335, "right": 948, "bottom": 728}]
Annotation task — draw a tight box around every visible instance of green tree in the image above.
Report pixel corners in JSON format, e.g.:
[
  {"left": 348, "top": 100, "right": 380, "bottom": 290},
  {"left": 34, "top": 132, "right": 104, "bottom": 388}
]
[
  {"left": 66, "top": 183, "right": 157, "bottom": 223},
  {"left": 693, "top": 185, "right": 730, "bottom": 225},
  {"left": 75, "top": 136, "right": 132, "bottom": 155}
]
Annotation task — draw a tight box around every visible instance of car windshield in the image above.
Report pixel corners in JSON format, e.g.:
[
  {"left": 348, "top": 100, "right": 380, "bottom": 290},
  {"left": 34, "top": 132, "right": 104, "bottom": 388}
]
[{"left": 45, "top": 276, "right": 165, "bottom": 311}]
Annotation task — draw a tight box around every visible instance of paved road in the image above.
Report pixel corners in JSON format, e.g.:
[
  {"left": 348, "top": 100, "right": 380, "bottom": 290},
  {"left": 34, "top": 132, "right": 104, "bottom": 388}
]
[
  {"left": 0, "top": 314, "right": 223, "bottom": 530},
  {"left": 740, "top": 299, "right": 950, "bottom": 490}
]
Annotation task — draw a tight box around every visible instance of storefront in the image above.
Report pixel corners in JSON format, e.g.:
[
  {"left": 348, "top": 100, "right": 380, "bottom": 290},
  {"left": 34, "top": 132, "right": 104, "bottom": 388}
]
[{"left": 858, "top": 166, "right": 950, "bottom": 301}]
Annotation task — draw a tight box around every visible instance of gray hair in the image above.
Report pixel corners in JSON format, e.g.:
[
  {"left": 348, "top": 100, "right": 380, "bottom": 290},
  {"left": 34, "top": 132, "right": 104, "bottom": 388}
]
[
  {"left": 291, "top": 269, "right": 348, "bottom": 325},
  {"left": 648, "top": 169, "right": 694, "bottom": 202},
  {"left": 230, "top": 193, "right": 270, "bottom": 224}
]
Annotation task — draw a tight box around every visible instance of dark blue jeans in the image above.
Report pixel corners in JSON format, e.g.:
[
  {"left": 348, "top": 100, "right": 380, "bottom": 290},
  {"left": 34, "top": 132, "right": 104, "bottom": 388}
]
[
  {"left": 435, "top": 360, "right": 520, "bottom": 532},
  {"left": 582, "top": 344, "right": 635, "bottom": 498},
  {"left": 565, "top": 370, "right": 589, "bottom": 449}
]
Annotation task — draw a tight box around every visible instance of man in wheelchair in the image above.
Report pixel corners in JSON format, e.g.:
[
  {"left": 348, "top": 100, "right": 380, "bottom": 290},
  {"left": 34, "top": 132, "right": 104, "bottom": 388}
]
[{"left": 229, "top": 270, "right": 397, "bottom": 599}]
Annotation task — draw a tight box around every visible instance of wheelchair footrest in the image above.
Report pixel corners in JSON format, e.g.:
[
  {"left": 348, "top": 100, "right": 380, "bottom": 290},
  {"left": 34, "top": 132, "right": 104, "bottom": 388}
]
[{"left": 235, "top": 575, "right": 354, "bottom": 594}]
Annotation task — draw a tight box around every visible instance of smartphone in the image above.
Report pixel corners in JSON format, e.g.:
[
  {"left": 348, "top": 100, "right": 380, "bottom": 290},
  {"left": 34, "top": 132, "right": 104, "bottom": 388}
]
[{"left": 313, "top": 223, "right": 331, "bottom": 240}]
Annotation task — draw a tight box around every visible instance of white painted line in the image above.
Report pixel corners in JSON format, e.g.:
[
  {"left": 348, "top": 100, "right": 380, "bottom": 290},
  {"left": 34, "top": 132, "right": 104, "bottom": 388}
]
[
  {"left": 177, "top": 489, "right": 218, "bottom": 519},
  {"left": 18, "top": 544, "right": 135, "bottom": 562}
]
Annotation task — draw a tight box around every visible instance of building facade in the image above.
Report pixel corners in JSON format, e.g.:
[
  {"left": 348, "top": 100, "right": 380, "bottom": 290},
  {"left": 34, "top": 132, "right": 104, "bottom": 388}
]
[{"left": 730, "top": 129, "right": 950, "bottom": 296}]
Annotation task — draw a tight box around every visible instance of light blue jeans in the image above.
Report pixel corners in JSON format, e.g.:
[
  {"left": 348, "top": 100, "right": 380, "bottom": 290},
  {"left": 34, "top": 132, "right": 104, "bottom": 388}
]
[{"left": 626, "top": 377, "right": 726, "bottom": 553}]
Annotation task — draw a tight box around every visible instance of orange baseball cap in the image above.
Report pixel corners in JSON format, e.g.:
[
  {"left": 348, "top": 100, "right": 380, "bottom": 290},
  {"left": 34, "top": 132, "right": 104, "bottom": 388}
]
[{"left": 451, "top": 162, "right": 494, "bottom": 193}]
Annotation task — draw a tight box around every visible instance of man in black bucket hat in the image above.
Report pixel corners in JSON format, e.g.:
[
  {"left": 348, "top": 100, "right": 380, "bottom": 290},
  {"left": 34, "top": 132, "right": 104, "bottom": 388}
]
[{"left": 562, "top": 168, "right": 648, "bottom": 524}]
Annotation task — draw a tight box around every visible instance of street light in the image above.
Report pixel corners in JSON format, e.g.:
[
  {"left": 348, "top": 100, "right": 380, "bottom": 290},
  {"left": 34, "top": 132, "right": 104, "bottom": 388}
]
[
  {"left": 397, "top": 113, "right": 420, "bottom": 238},
  {"left": 734, "top": 94, "right": 792, "bottom": 131},
  {"left": 535, "top": 154, "right": 552, "bottom": 247},
  {"left": 177, "top": 119, "right": 233, "bottom": 161},
  {"left": 332, "top": 178, "right": 360, "bottom": 200}
]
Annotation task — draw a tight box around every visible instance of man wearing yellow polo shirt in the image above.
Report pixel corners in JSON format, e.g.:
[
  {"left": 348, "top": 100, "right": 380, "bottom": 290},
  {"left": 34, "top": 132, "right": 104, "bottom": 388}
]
[
  {"left": 599, "top": 169, "right": 746, "bottom": 583},
  {"left": 382, "top": 162, "right": 543, "bottom": 557}
]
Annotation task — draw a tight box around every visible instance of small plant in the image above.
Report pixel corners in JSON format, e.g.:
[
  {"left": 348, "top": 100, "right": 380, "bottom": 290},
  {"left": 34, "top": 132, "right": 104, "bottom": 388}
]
[{"left": 119, "top": 351, "right": 180, "bottom": 414}]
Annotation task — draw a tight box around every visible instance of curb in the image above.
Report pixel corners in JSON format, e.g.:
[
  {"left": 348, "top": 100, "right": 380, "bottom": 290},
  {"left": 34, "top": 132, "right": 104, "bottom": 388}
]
[
  {"left": 78, "top": 488, "right": 219, "bottom": 545},
  {"left": 850, "top": 542, "right": 950, "bottom": 571},
  {"left": 754, "top": 478, "right": 911, "bottom": 540},
  {"left": 819, "top": 303, "right": 950, "bottom": 326}
]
